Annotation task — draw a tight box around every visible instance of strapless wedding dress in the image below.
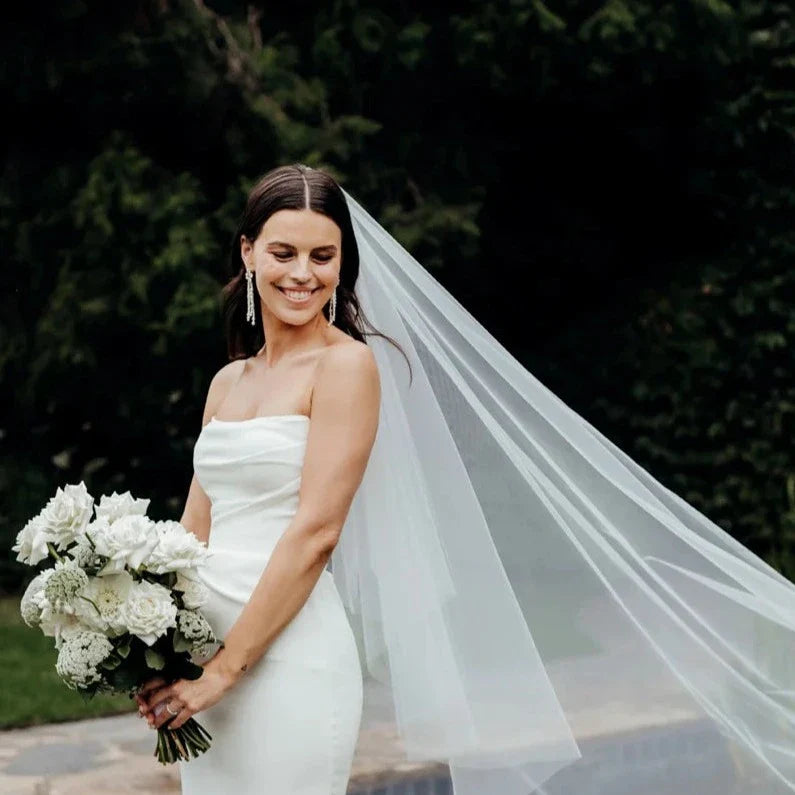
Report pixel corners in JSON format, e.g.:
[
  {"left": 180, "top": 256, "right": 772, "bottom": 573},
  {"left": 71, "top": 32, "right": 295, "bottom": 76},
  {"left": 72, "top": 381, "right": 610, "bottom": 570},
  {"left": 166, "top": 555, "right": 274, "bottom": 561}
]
[{"left": 178, "top": 414, "right": 364, "bottom": 795}]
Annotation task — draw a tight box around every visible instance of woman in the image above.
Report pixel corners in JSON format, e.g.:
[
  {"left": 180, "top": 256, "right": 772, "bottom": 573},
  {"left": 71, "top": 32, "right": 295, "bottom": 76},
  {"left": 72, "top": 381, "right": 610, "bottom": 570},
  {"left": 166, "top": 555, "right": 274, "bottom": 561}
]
[
  {"left": 136, "top": 164, "right": 385, "bottom": 793},
  {"left": 137, "top": 164, "right": 795, "bottom": 795}
]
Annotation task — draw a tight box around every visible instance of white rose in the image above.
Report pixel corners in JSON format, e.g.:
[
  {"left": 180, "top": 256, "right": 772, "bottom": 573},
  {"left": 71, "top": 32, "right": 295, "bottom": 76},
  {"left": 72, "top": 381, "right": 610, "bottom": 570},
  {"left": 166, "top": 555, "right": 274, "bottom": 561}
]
[
  {"left": 123, "top": 580, "right": 177, "bottom": 646},
  {"left": 12, "top": 515, "right": 56, "bottom": 566},
  {"left": 94, "top": 490, "right": 150, "bottom": 524},
  {"left": 41, "top": 482, "right": 95, "bottom": 551},
  {"left": 174, "top": 569, "right": 209, "bottom": 609},
  {"left": 92, "top": 514, "right": 159, "bottom": 576},
  {"left": 75, "top": 570, "right": 135, "bottom": 635},
  {"left": 13, "top": 483, "right": 94, "bottom": 566},
  {"left": 144, "top": 520, "right": 212, "bottom": 575}
]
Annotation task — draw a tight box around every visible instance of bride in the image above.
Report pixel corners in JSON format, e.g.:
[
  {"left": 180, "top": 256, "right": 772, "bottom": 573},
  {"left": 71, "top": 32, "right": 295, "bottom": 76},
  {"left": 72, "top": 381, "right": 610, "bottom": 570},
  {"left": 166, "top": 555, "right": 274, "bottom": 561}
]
[
  {"left": 136, "top": 164, "right": 795, "bottom": 795},
  {"left": 136, "top": 164, "right": 380, "bottom": 793}
]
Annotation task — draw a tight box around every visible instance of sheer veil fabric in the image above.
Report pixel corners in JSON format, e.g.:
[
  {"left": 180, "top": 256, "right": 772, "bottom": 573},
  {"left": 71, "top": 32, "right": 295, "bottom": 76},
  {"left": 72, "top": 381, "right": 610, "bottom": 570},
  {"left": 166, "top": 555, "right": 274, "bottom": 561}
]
[{"left": 329, "top": 189, "right": 795, "bottom": 795}]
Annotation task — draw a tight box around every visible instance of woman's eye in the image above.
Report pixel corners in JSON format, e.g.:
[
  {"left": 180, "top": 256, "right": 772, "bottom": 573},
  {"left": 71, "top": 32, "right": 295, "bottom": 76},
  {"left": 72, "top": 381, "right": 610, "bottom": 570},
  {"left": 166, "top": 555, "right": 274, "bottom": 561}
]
[{"left": 273, "top": 253, "right": 331, "bottom": 263}]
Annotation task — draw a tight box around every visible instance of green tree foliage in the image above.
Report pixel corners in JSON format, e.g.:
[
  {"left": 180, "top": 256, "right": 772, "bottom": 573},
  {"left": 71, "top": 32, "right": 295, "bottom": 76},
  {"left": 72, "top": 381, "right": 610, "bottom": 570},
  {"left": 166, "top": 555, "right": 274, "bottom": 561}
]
[
  {"left": 1, "top": 0, "right": 793, "bottom": 591},
  {"left": 588, "top": 2, "right": 795, "bottom": 576}
]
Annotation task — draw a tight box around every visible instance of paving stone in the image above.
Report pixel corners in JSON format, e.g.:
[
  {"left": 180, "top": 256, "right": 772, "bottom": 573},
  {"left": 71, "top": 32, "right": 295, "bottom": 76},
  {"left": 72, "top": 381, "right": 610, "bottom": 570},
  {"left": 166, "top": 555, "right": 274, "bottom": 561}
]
[
  {"left": 5, "top": 740, "right": 106, "bottom": 776},
  {"left": 0, "top": 710, "right": 440, "bottom": 793}
]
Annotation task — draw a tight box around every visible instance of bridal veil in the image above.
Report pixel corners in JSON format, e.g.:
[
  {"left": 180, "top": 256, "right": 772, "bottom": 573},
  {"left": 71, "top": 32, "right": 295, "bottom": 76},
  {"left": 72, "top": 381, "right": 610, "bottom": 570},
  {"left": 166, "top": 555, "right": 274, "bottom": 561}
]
[{"left": 330, "top": 189, "right": 795, "bottom": 795}]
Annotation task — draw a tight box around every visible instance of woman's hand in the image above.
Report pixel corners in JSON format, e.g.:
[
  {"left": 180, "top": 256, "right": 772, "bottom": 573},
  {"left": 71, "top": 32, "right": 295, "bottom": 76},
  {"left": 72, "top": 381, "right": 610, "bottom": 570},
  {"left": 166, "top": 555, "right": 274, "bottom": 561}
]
[{"left": 135, "top": 659, "right": 237, "bottom": 730}]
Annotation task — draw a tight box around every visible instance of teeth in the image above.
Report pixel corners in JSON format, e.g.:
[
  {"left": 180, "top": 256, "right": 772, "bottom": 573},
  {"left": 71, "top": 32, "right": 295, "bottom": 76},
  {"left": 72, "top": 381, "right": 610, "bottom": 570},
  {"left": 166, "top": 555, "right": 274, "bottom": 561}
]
[{"left": 282, "top": 289, "right": 314, "bottom": 301}]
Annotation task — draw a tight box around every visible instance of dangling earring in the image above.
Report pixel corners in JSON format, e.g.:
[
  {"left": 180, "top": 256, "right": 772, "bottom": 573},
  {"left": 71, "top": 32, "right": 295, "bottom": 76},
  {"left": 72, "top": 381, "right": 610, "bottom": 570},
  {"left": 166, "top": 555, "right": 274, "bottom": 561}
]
[
  {"left": 328, "top": 286, "right": 337, "bottom": 326},
  {"left": 245, "top": 268, "right": 256, "bottom": 326}
]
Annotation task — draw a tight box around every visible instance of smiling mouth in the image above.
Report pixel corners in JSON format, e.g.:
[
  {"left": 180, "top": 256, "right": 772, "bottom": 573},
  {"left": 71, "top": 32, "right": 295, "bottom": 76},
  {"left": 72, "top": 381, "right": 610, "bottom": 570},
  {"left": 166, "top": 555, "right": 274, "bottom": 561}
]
[{"left": 275, "top": 286, "right": 322, "bottom": 302}]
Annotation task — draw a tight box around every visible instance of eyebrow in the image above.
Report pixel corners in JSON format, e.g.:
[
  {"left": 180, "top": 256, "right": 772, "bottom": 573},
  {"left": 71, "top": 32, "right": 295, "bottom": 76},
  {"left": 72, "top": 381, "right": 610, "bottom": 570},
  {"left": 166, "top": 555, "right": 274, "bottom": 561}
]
[{"left": 267, "top": 241, "right": 338, "bottom": 252}]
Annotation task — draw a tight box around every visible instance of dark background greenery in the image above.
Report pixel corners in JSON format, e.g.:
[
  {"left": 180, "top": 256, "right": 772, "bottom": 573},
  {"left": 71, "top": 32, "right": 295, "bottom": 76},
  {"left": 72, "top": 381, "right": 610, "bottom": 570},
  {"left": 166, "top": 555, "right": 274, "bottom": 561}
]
[{"left": 2, "top": 0, "right": 793, "bottom": 594}]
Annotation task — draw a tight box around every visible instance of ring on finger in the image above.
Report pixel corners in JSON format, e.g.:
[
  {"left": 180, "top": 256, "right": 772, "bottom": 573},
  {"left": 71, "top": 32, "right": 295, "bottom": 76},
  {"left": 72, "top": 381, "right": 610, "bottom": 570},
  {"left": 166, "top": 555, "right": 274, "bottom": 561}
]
[{"left": 165, "top": 699, "right": 179, "bottom": 716}]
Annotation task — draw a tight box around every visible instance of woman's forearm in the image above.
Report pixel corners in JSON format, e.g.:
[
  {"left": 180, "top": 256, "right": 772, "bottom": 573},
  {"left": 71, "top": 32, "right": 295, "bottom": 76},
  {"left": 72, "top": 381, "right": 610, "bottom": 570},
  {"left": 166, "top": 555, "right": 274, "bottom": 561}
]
[{"left": 206, "top": 518, "right": 335, "bottom": 687}]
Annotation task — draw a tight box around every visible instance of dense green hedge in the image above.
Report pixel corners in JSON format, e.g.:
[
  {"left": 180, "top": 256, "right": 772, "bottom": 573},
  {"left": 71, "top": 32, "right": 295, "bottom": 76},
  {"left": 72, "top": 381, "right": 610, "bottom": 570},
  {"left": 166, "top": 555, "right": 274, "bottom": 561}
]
[{"left": 2, "top": 0, "right": 792, "bottom": 592}]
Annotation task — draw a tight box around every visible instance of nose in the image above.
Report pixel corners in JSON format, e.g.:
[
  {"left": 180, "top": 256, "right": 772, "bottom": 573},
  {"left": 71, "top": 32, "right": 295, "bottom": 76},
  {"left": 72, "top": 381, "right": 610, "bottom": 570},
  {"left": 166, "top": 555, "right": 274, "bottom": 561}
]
[{"left": 288, "top": 257, "right": 312, "bottom": 283}]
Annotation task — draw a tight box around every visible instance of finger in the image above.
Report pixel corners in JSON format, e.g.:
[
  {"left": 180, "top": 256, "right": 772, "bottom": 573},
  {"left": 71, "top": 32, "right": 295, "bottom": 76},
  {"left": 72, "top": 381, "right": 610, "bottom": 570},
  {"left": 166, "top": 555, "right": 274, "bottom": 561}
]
[
  {"left": 142, "top": 685, "right": 174, "bottom": 714},
  {"left": 167, "top": 704, "right": 192, "bottom": 731},
  {"left": 148, "top": 699, "right": 167, "bottom": 729},
  {"left": 152, "top": 698, "right": 181, "bottom": 730},
  {"left": 135, "top": 695, "right": 148, "bottom": 718},
  {"left": 137, "top": 676, "right": 167, "bottom": 698}
]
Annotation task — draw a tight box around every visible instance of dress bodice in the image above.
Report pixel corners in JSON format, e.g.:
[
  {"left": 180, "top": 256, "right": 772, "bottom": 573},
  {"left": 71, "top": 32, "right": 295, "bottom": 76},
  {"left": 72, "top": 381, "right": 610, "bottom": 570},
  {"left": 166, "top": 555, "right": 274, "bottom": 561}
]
[
  {"left": 194, "top": 414, "right": 310, "bottom": 557},
  {"left": 191, "top": 414, "right": 358, "bottom": 674}
]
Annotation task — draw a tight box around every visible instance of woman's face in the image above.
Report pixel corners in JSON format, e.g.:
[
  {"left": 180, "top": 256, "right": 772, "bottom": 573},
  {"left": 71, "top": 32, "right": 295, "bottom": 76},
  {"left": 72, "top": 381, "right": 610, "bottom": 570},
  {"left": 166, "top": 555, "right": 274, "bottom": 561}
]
[{"left": 241, "top": 208, "right": 341, "bottom": 326}]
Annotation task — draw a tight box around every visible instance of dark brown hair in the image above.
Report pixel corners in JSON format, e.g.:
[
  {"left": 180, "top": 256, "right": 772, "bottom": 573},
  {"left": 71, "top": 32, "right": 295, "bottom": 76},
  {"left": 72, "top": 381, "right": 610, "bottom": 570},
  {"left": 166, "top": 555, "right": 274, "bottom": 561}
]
[{"left": 222, "top": 164, "right": 411, "bottom": 382}]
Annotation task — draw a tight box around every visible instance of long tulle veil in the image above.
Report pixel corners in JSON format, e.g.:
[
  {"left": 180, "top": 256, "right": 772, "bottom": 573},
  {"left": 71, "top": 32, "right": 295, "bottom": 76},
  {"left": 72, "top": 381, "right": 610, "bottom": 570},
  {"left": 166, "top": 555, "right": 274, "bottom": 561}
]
[{"left": 329, "top": 188, "right": 795, "bottom": 795}]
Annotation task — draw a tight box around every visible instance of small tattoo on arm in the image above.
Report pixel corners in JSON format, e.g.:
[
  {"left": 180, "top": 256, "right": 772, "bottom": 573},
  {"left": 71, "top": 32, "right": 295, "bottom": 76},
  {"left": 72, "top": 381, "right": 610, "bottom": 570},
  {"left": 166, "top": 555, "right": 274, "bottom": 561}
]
[{"left": 240, "top": 664, "right": 248, "bottom": 673}]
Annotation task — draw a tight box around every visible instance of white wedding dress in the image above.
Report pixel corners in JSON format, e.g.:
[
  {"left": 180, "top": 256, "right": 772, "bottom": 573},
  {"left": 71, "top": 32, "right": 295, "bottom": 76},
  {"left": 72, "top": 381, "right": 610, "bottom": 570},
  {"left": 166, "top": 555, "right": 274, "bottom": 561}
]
[{"left": 178, "top": 413, "right": 364, "bottom": 795}]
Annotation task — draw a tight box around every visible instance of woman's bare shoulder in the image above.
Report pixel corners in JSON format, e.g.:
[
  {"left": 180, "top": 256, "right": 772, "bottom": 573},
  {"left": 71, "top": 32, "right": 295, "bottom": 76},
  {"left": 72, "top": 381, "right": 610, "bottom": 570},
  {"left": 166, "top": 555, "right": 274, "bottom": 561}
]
[
  {"left": 313, "top": 339, "right": 380, "bottom": 411},
  {"left": 210, "top": 357, "right": 247, "bottom": 388},
  {"left": 203, "top": 358, "right": 246, "bottom": 420},
  {"left": 319, "top": 337, "right": 377, "bottom": 371}
]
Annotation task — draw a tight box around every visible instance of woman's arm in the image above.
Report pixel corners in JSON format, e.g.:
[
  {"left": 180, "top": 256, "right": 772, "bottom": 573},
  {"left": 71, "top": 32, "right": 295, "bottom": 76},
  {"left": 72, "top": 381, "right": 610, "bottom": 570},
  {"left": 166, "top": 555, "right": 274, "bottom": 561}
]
[
  {"left": 208, "top": 341, "right": 380, "bottom": 687},
  {"left": 179, "top": 474, "right": 211, "bottom": 546},
  {"left": 178, "top": 360, "right": 245, "bottom": 545}
]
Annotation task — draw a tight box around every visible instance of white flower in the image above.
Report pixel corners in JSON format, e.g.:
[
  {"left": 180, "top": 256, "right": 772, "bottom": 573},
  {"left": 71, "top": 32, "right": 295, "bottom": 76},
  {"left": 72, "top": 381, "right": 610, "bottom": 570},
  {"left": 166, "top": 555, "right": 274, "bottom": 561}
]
[
  {"left": 13, "top": 516, "right": 57, "bottom": 567},
  {"left": 43, "top": 482, "right": 94, "bottom": 549},
  {"left": 43, "top": 558, "right": 89, "bottom": 615},
  {"left": 94, "top": 489, "right": 150, "bottom": 524},
  {"left": 92, "top": 514, "right": 159, "bottom": 576},
  {"left": 20, "top": 569, "right": 54, "bottom": 627},
  {"left": 41, "top": 607, "right": 86, "bottom": 650},
  {"left": 75, "top": 570, "right": 135, "bottom": 635},
  {"left": 45, "top": 481, "right": 95, "bottom": 549},
  {"left": 144, "top": 520, "right": 211, "bottom": 575},
  {"left": 55, "top": 626, "right": 113, "bottom": 690},
  {"left": 21, "top": 566, "right": 82, "bottom": 646},
  {"left": 176, "top": 608, "right": 216, "bottom": 647},
  {"left": 174, "top": 569, "right": 209, "bottom": 609},
  {"left": 123, "top": 580, "right": 177, "bottom": 646},
  {"left": 13, "top": 482, "right": 95, "bottom": 566},
  {"left": 70, "top": 530, "right": 105, "bottom": 570},
  {"left": 21, "top": 566, "right": 85, "bottom": 646}
]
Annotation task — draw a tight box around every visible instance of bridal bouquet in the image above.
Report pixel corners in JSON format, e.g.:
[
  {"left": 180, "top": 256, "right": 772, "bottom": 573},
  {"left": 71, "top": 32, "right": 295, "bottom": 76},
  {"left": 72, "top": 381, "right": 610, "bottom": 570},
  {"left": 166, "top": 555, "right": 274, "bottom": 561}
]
[{"left": 11, "top": 481, "right": 222, "bottom": 764}]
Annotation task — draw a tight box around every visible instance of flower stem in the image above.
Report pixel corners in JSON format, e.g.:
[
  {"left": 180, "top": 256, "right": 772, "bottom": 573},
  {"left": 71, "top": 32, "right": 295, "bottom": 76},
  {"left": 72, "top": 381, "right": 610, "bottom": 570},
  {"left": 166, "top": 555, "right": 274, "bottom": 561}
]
[
  {"left": 46, "top": 542, "right": 63, "bottom": 563},
  {"left": 154, "top": 718, "right": 212, "bottom": 764},
  {"left": 75, "top": 593, "right": 102, "bottom": 617}
]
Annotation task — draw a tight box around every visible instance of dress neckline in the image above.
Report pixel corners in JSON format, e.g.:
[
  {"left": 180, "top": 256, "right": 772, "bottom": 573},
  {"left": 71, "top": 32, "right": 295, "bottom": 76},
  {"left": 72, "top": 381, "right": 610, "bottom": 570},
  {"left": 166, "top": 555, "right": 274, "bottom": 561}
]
[{"left": 209, "top": 413, "right": 310, "bottom": 425}]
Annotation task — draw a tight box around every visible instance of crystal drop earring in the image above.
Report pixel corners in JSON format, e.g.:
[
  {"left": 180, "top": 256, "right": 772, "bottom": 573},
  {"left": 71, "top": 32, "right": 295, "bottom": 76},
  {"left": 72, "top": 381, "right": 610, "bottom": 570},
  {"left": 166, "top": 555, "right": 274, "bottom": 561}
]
[
  {"left": 328, "top": 286, "right": 337, "bottom": 326},
  {"left": 245, "top": 268, "right": 256, "bottom": 326}
]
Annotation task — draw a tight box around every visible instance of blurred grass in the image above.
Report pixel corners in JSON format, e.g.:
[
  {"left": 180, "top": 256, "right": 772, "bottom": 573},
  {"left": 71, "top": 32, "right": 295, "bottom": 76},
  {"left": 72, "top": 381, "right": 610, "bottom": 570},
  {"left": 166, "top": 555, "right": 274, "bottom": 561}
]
[{"left": 0, "top": 595, "right": 137, "bottom": 729}]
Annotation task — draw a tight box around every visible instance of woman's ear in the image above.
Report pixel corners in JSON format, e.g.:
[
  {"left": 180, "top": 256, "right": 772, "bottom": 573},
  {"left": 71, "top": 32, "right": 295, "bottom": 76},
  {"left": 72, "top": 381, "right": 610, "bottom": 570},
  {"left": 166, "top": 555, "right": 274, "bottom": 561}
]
[{"left": 240, "top": 234, "right": 251, "bottom": 267}]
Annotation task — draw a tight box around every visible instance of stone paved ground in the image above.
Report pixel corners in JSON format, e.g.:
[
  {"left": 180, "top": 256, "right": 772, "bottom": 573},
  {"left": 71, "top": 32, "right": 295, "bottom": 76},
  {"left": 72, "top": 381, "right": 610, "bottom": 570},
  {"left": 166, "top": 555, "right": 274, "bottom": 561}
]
[
  {"left": 0, "top": 712, "right": 180, "bottom": 794},
  {"left": 0, "top": 710, "right": 444, "bottom": 794}
]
